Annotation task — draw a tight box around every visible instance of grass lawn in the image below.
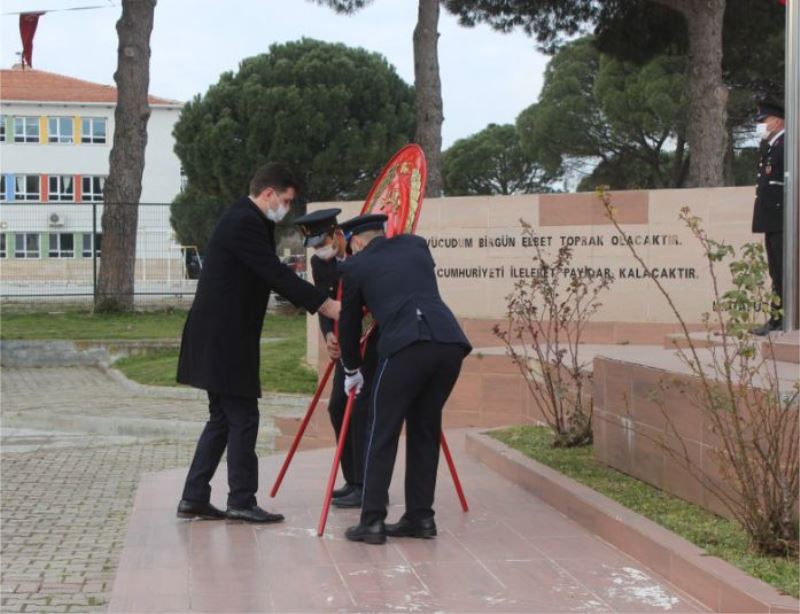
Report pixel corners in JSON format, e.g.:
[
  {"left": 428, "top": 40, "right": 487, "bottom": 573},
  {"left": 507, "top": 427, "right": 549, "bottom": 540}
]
[
  {"left": 492, "top": 426, "right": 799, "bottom": 599},
  {"left": 1, "top": 309, "right": 191, "bottom": 340},
  {"left": 2, "top": 309, "right": 317, "bottom": 394}
]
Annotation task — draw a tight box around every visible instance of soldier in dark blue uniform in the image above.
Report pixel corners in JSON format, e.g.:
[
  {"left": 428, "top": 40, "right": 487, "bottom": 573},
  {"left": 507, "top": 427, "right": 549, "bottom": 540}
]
[
  {"left": 337, "top": 214, "right": 472, "bottom": 544},
  {"left": 752, "top": 101, "right": 785, "bottom": 335},
  {"left": 294, "top": 209, "right": 379, "bottom": 508}
]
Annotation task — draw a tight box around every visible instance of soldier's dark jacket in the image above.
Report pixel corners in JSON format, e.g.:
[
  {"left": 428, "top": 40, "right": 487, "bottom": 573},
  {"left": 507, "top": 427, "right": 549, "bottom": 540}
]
[
  {"left": 752, "top": 132, "right": 785, "bottom": 234},
  {"left": 310, "top": 254, "right": 339, "bottom": 338},
  {"left": 338, "top": 233, "right": 471, "bottom": 370}
]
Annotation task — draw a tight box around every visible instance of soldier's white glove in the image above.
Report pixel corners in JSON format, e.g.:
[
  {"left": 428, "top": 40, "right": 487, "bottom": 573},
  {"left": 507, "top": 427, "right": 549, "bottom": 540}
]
[{"left": 344, "top": 368, "right": 364, "bottom": 396}]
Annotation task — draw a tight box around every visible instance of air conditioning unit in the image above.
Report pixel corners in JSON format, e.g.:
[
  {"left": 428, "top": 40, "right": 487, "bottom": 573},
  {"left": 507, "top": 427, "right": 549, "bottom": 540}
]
[{"left": 48, "top": 213, "right": 64, "bottom": 228}]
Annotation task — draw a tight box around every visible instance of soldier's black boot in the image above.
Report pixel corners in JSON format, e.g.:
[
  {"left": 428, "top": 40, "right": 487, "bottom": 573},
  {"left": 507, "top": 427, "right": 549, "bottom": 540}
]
[{"left": 345, "top": 520, "right": 386, "bottom": 545}]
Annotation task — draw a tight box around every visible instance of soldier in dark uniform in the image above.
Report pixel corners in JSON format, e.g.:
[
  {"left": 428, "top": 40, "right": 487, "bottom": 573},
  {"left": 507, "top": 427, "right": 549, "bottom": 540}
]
[
  {"left": 337, "top": 214, "right": 472, "bottom": 544},
  {"left": 293, "top": 209, "right": 379, "bottom": 508},
  {"left": 752, "top": 101, "right": 785, "bottom": 335},
  {"left": 175, "top": 163, "right": 340, "bottom": 523}
]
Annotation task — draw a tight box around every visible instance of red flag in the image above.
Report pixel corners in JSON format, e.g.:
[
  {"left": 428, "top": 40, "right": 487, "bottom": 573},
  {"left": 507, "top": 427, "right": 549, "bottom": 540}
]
[{"left": 19, "top": 12, "right": 44, "bottom": 69}]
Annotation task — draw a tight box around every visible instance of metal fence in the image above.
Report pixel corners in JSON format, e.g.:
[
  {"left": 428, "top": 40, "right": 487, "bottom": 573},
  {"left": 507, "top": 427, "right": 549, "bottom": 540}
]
[{"left": 0, "top": 202, "right": 200, "bottom": 304}]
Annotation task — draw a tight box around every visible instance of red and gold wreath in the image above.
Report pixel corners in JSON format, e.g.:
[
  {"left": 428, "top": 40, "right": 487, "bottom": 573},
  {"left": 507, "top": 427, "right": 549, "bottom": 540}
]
[{"left": 360, "top": 144, "right": 427, "bottom": 237}]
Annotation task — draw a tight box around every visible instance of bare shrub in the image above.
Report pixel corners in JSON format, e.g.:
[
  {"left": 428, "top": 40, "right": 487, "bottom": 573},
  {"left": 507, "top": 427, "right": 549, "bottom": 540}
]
[
  {"left": 494, "top": 220, "right": 613, "bottom": 448},
  {"left": 599, "top": 187, "right": 799, "bottom": 557}
]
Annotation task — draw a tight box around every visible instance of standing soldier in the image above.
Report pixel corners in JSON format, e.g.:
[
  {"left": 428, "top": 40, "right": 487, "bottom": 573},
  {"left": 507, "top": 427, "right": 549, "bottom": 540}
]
[
  {"left": 294, "top": 209, "right": 379, "bottom": 508},
  {"left": 752, "top": 100, "right": 785, "bottom": 335},
  {"left": 337, "top": 214, "right": 472, "bottom": 544}
]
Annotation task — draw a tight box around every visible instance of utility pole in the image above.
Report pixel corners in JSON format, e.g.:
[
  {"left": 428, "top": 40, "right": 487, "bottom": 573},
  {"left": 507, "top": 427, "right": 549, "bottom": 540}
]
[{"left": 784, "top": 0, "right": 799, "bottom": 331}]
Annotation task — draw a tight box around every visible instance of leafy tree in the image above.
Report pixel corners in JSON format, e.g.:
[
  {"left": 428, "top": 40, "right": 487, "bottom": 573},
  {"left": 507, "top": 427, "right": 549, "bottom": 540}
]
[
  {"left": 591, "top": 0, "right": 785, "bottom": 185},
  {"left": 170, "top": 186, "right": 225, "bottom": 254},
  {"left": 171, "top": 39, "right": 413, "bottom": 252},
  {"left": 517, "top": 38, "right": 687, "bottom": 190},
  {"left": 576, "top": 153, "right": 675, "bottom": 192},
  {"left": 173, "top": 38, "right": 414, "bottom": 210},
  {"left": 96, "top": 0, "right": 156, "bottom": 313},
  {"left": 443, "top": 123, "right": 556, "bottom": 195},
  {"left": 313, "top": 0, "right": 445, "bottom": 197},
  {"left": 730, "top": 147, "right": 760, "bottom": 187},
  {"left": 445, "top": 0, "right": 740, "bottom": 188}
]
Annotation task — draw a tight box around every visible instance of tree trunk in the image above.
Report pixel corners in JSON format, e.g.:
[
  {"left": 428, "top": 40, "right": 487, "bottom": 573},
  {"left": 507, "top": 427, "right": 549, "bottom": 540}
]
[
  {"left": 672, "top": 132, "right": 688, "bottom": 187},
  {"left": 655, "top": 0, "right": 728, "bottom": 187},
  {"left": 413, "top": 0, "right": 444, "bottom": 197},
  {"left": 723, "top": 123, "right": 736, "bottom": 186},
  {"left": 95, "top": 0, "right": 156, "bottom": 312}
]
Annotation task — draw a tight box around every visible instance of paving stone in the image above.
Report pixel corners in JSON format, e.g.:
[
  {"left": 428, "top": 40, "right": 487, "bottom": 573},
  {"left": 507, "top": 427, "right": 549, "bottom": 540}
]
[{"left": 2, "top": 365, "right": 289, "bottom": 613}]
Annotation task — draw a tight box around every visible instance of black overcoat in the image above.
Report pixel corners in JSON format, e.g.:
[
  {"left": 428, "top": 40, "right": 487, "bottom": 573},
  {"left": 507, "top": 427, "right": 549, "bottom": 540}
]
[{"left": 177, "top": 197, "right": 326, "bottom": 398}]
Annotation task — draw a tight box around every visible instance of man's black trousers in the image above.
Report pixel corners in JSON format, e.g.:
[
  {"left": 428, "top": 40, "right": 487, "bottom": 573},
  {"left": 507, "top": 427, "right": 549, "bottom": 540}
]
[
  {"left": 765, "top": 231, "right": 784, "bottom": 323},
  {"left": 360, "top": 341, "right": 464, "bottom": 526},
  {"left": 328, "top": 333, "right": 378, "bottom": 486},
  {"left": 182, "top": 392, "right": 259, "bottom": 509}
]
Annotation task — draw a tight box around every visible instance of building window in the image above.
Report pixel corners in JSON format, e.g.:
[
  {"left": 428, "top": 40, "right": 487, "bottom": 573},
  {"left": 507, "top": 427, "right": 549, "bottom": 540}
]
[
  {"left": 49, "top": 233, "right": 75, "bottom": 258},
  {"left": 15, "top": 175, "right": 40, "bottom": 201},
  {"left": 0, "top": 176, "right": 5, "bottom": 202},
  {"left": 82, "top": 233, "right": 101, "bottom": 258},
  {"left": 14, "top": 117, "right": 39, "bottom": 143},
  {"left": 15, "top": 233, "right": 40, "bottom": 258},
  {"left": 0, "top": 235, "right": 6, "bottom": 258},
  {"left": 49, "top": 176, "right": 74, "bottom": 202},
  {"left": 81, "top": 176, "right": 105, "bottom": 202},
  {"left": 48, "top": 117, "right": 74, "bottom": 144},
  {"left": 81, "top": 117, "right": 107, "bottom": 144},
  {"left": 0, "top": 120, "right": 5, "bottom": 143}
]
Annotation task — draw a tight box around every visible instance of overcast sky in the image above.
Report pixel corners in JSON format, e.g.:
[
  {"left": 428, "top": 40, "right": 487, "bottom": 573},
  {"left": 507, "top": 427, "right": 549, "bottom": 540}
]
[{"left": 1, "top": 0, "right": 549, "bottom": 149}]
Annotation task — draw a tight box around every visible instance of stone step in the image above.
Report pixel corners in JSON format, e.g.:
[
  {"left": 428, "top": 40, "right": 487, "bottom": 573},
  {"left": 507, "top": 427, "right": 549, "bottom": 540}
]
[
  {"left": 593, "top": 344, "right": 799, "bottom": 523},
  {"left": 665, "top": 330, "right": 800, "bottom": 365},
  {"left": 763, "top": 330, "right": 800, "bottom": 364}
]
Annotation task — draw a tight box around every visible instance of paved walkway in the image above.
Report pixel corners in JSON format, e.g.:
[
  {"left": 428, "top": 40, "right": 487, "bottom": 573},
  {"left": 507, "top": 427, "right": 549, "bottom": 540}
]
[
  {"left": 3, "top": 366, "right": 706, "bottom": 612},
  {"left": 1, "top": 367, "right": 307, "bottom": 444},
  {"left": 109, "top": 433, "right": 707, "bottom": 613},
  {"left": 1, "top": 441, "right": 199, "bottom": 612},
  {"left": 0, "top": 367, "right": 292, "bottom": 613}
]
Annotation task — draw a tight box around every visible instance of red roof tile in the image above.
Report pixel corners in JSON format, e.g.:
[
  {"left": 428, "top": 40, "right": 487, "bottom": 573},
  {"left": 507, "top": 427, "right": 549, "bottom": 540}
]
[{"left": 0, "top": 67, "right": 181, "bottom": 106}]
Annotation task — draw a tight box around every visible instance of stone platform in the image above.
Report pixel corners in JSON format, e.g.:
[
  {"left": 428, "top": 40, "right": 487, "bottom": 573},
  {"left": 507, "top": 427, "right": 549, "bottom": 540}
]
[{"left": 109, "top": 432, "right": 705, "bottom": 613}]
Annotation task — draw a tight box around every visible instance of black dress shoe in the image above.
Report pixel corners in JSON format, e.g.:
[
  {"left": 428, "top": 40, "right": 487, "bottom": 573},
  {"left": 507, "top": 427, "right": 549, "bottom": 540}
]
[
  {"left": 333, "top": 483, "right": 356, "bottom": 498},
  {"left": 385, "top": 516, "right": 437, "bottom": 539},
  {"left": 226, "top": 505, "right": 284, "bottom": 523},
  {"left": 176, "top": 499, "right": 226, "bottom": 520},
  {"left": 345, "top": 520, "right": 386, "bottom": 544},
  {"left": 332, "top": 486, "right": 362, "bottom": 508}
]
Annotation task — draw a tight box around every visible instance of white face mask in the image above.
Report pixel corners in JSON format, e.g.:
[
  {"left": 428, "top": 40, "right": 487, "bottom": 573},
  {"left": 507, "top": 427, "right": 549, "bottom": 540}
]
[
  {"left": 266, "top": 200, "right": 290, "bottom": 223},
  {"left": 755, "top": 122, "right": 770, "bottom": 141},
  {"left": 315, "top": 244, "right": 336, "bottom": 261}
]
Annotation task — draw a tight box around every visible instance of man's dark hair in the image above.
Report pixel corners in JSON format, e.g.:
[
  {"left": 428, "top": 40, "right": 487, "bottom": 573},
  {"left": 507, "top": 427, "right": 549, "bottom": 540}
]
[{"left": 249, "top": 162, "right": 300, "bottom": 196}]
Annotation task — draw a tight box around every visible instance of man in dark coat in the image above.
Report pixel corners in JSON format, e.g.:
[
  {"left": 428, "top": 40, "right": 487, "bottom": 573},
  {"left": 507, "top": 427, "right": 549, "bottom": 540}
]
[
  {"left": 176, "top": 163, "right": 340, "bottom": 523},
  {"left": 337, "top": 215, "right": 472, "bottom": 544},
  {"left": 752, "top": 101, "right": 785, "bottom": 335},
  {"left": 293, "top": 209, "right": 379, "bottom": 508}
]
